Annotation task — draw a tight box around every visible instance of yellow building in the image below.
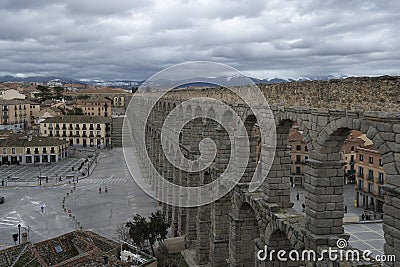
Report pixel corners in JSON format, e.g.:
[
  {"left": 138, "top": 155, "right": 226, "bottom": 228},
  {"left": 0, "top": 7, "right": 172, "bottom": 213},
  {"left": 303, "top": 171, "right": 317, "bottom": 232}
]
[
  {"left": 76, "top": 97, "right": 112, "bottom": 117},
  {"left": 40, "top": 115, "right": 112, "bottom": 148},
  {"left": 0, "top": 134, "right": 68, "bottom": 165},
  {"left": 355, "top": 144, "right": 385, "bottom": 212},
  {"left": 288, "top": 128, "right": 308, "bottom": 186},
  {"left": 0, "top": 99, "right": 41, "bottom": 130}
]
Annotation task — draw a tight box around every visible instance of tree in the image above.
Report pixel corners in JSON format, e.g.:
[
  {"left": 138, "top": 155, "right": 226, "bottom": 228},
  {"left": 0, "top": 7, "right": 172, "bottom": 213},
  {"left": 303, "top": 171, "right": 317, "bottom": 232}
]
[{"left": 124, "top": 211, "right": 170, "bottom": 256}]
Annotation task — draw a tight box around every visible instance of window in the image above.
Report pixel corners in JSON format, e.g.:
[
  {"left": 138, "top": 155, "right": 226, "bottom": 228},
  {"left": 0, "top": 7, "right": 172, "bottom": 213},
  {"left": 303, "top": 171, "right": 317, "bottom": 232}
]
[
  {"left": 358, "top": 180, "right": 363, "bottom": 189},
  {"left": 296, "top": 145, "right": 301, "bottom": 151},
  {"left": 359, "top": 154, "right": 364, "bottom": 161},
  {"left": 368, "top": 183, "right": 373, "bottom": 193},
  {"left": 369, "top": 157, "right": 373, "bottom": 164},
  {"left": 351, "top": 146, "right": 354, "bottom": 151},
  {"left": 3, "top": 148, "right": 6, "bottom": 154},
  {"left": 44, "top": 130, "right": 47, "bottom": 134},
  {"left": 305, "top": 156, "right": 308, "bottom": 161},
  {"left": 379, "top": 159, "right": 383, "bottom": 166},
  {"left": 358, "top": 166, "right": 364, "bottom": 178},
  {"left": 296, "top": 155, "right": 301, "bottom": 163},
  {"left": 350, "top": 155, "right": 354, "bottom": 162},
  {"left": 368, "top": 170, "right": 374, "bottom": 180},
  {"left": 295, "top": 166, "right": 301, "bottom": 174},
  {"left": 44, "top": 123, "right": 46, "bottom": 127},
  {"left": 378, "top": 172, "right": 384, "bottom": 184},
  {"left": 305, "top": 146, "right": 308, "bottom": 151},
  {"left": 12, "top": 148, "right": 15, "bottom": 154}
]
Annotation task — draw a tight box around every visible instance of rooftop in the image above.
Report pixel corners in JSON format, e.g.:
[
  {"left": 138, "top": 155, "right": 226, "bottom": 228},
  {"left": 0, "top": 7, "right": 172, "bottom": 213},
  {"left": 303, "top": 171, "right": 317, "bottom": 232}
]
[
  {"left": 41, "top": 115, "right": 111, "bottom": 124},
  {"left": 0, "top": 230, "right": 156, "bottom": 267},
  {"left": 0, "top": 134, "right": 68, "bottom": 147}
]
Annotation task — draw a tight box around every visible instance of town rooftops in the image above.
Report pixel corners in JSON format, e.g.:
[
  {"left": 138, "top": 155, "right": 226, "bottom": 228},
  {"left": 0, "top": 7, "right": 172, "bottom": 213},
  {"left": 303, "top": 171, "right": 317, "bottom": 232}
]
[
  {"left": 0, "top": 134, "right": 68, "bottom": 147},
  {"left": 1, "top": 99, "right": 39, "bottom": 105},
  {"left": 0, "top": 230, "right": 156, "bottom": 267},
  {"left": 76, "top": 96, "right": 112, "bottom": 104},
  {"left": 41, "top": 115, "right": 111, "bottom": 124}
]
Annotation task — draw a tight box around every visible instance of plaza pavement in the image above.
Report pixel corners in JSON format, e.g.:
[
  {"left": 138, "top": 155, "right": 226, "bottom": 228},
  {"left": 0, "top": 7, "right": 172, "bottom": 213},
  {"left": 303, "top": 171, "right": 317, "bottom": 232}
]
[
  {"left": 291, "top": 184, "right": 384, "bottom": 259},
  {"left": 0, "top": 148, "right": 158, "bottom": 250}
]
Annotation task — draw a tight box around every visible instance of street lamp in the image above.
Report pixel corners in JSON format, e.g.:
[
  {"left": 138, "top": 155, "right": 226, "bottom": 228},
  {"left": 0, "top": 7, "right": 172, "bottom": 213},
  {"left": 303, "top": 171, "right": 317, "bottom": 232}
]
[{"left": 18, "top": 224, "right": 21, "bottom": 244}]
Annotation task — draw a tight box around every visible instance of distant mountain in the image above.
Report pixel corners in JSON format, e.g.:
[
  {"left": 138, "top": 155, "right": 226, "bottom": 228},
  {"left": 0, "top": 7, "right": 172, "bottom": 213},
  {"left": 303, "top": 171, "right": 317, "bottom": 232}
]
[{"left": 0, "top": 74, "right": 343, "bottom": 89}]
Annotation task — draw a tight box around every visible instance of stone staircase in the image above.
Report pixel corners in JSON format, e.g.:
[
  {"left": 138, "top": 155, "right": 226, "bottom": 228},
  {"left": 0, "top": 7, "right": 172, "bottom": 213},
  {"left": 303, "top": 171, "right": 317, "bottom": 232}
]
[{"left": 111, "top": 117, "right": 123, "bottom": 147}]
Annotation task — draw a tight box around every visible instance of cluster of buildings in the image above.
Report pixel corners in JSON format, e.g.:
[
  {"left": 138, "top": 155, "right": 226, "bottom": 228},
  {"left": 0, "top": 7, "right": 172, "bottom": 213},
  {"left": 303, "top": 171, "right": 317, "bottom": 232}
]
[
  {"left": 288, "top": 128, "right": 386, "bottom": 212},
  {"left": 0, "top": 81, "right": 130, "bottom": 166}
]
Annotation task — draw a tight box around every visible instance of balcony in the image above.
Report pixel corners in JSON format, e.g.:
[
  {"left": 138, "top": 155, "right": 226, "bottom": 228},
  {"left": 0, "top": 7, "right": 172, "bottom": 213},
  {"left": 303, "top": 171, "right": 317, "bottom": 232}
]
[
  {"left": 347, "top": 169, "right": 356, "bottom": 175},
  {"left": 89, "top": 126, "right": 94, "bottom": 130},
  {"left": 82, "top": 134, "right": 87, "bottom": 138},
  {"left": 96, "top": 126, "right": 101, "bottom": 130},
  {"left": 55, "top": 126, "right": 60, "bottom": 130},
  {"left": 89, "top": 133, "right": 94, "bottom": 138},
  {"left": 82, "top": 126, "right": 87, "bottom": 130}
]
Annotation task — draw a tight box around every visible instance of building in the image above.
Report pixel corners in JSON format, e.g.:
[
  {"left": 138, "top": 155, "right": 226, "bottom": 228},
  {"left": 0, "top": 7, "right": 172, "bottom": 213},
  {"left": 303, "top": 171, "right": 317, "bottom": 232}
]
[
  {"left": 341, "top": 131, "right": 365, "bottom": 184},
  {"left": 288, "top": 127, "right": 308, "bottom": 186},
  {"left": 0, "top": 88, "right": 26, "bottom": 100},
  {"left": 40, "top": 115, "right": 112, "bottom": 147},
  {"left": 76, "top": 96, "right": 111, "bottom": 117},
  {"left": 355, "top": 144, "right": 386, "bottom": 212},
  {"left": 0, "top": 230, "right": 157, "bottom": 266},
  {"left": 0, "top": 99, "right": 41, "bottom": 130},
  {"left": 0, "top": 134, "right": 68, "bottom": 165}
]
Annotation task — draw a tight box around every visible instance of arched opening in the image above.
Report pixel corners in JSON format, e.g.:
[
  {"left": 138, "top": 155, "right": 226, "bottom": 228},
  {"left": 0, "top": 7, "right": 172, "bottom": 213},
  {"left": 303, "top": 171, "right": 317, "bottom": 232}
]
[
  {"left": 305, "top": 121, "right": 390, "bottom": 259},
  {"left": 264, "top": 229, "right": 299, "bottom": 266},
  {"left": 229, "top": 203, "right": 259, "bottom": 266},
  {"left": 241, "top": 114, "right": 260, "bottom": 183}
]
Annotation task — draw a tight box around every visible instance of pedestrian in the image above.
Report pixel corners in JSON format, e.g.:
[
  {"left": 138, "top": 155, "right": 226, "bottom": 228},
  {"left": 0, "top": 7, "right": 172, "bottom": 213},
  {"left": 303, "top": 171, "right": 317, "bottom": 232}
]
[
  {"left": 361, "top": 213, "right": 365, "bottom": 220},
  {"left": 296, "top": 192, "right": 299, "bottom": 201},
  {"left": 40, "top": 205, "right": 44, "bottom": 213},
  {"left": 99, "top": 187, "right": 101, "bottom": 194},
  {"left": 46, "top": 177, "right": 48, "bottom": 183}
]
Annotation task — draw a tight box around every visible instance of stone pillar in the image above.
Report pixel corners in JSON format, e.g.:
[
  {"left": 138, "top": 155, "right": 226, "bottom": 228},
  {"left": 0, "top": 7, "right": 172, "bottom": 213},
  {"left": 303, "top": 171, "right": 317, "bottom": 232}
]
[
  {"left": 262, "top": 144, "right": 292, "bottom": 208},
  {"left": 304, "top": 158, "right": 346, "bottom": 249},
  {"left": 382, "top": 184, "right": 400, "bottom": 266},
  {"left": 209, "top": 126, "right": 231, "bottom": 266}
]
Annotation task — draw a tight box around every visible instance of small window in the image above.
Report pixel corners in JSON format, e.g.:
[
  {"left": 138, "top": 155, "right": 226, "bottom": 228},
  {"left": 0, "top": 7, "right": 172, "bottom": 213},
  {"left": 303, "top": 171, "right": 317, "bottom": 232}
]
[
  {"left": 369, "top": 157, "right": 373, "bottom": 164},
  {"left": 358, "top": 166, "right": 364, "bottom": 177},
  {"left": 296, "top": 145, "right": 301, "bottom": 151},
  {"left": 12, "top": 148, "right": 15, "bottom": 154},
  {"left": 368, "top": 183, "right": 373, "bottom": 193},
  {"left": 359, "top": 154, "right": 364, "bottom": 161},
  {"left": 351, "top": 146, "right": 354, "bottom": 151},
  {"left": 379, "top": 159, "right": 383, "bottom": 166},
  {"left": 54, "top": 245, "right": 63, "bottom": 254},
  {"left": 295, "top": 166, "right": 301, "bottom": 174},
  {"left": 296, "top": 155, "right": 301, "bottom": 163},
  {"left": 368, "top": 170, "right": 374, "bottom": 180}
]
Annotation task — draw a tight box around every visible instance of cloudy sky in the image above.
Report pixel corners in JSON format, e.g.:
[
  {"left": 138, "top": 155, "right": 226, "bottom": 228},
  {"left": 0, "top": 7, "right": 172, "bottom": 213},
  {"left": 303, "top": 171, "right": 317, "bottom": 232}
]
[{"left": 0, "top": 0, "right": 399, "bottom": 80}]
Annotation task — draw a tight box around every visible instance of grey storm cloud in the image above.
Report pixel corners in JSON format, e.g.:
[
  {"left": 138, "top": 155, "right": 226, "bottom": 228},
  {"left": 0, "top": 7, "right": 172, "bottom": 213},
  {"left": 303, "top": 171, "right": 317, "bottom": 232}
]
[{"left": 0, "top": 0, "right": 399, "bottom": 80}]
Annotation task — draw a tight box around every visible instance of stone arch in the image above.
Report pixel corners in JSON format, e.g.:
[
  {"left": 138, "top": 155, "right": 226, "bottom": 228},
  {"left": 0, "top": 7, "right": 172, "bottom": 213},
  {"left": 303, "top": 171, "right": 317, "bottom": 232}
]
[
  {"left": 229, "top": 202, "right": 260, "bottom": 266},
  {"left": 304, "top": 116, "right": 398, "bottom": 248},
  {"left": 241, "top": 114, "right": 260, "bottom": 183}
]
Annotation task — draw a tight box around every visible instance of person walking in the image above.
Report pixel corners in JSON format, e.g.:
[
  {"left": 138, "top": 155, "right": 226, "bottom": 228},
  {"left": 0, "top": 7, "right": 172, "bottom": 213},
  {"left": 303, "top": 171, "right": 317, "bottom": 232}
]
[{"left": 99, "top": 187, "right": 101, "bottom": 194}]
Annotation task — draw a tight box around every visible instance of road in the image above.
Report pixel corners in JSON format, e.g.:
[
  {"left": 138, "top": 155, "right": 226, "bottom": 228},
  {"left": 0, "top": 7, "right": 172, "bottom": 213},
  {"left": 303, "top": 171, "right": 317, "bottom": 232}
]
[{"left": 0, "top": 148, "right": 158, "bottom": 249}]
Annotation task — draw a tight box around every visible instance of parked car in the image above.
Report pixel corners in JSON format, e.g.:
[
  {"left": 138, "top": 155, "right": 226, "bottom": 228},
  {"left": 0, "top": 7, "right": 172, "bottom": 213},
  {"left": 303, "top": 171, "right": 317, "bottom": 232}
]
[{"left": 0, "top": 196, "right": 4, "bottom": 204}]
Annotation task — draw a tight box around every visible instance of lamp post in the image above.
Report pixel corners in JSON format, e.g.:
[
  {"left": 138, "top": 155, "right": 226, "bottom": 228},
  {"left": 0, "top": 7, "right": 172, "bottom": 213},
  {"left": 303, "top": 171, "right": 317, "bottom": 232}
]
[
  {"left": 18, "top": 224, "right": 21, "bottom": 244},
  {"left": 39, "top": 167, "right": 42, "bottom": 186}
]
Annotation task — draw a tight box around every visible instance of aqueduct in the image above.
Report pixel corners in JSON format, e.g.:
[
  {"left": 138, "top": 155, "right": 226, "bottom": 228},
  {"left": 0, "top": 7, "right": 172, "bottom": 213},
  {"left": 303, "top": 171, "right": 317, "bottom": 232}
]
[{"left": 125, "top": 76, "right": 400, "bottom": 266}]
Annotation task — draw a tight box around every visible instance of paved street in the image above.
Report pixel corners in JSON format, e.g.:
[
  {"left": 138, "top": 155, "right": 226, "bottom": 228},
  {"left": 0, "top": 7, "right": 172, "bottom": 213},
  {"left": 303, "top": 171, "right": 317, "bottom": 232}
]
[
  {"left": 291, "top": 185, "right": 384, "bottom": 258},
  {"left": 0, "top": 148, "right": 158, "bottom": 250},
  {"left": 0, "top": 157, "right": 85, "bottom": 185}
]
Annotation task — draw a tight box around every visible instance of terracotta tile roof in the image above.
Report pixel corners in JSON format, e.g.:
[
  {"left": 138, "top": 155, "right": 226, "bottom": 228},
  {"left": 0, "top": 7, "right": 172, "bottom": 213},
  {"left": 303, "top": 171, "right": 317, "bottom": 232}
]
[{"left": 0, "top": 230, "right": 154, "bottom": 267}]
